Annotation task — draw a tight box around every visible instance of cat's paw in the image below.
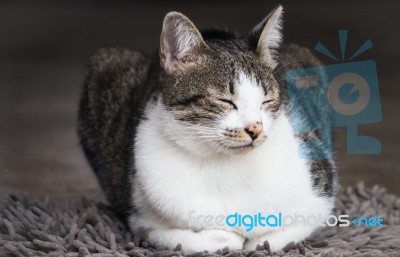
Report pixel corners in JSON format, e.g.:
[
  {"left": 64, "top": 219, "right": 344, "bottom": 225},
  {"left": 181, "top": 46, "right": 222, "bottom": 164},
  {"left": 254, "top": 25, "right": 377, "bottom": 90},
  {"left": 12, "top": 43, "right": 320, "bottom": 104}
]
[
  {"left": 145, "top": 228, "right": 245, "bottom": 254},
  {"left": 193, "top": 230, "right": 245, "bottom": 253}
]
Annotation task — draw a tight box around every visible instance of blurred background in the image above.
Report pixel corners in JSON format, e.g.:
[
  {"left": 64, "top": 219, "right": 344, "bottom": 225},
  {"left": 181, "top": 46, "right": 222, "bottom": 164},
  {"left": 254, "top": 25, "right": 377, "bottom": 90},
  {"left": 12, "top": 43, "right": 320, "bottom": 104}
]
[{"left": 0, "top": 0, "right": 399, "bottom": 202}]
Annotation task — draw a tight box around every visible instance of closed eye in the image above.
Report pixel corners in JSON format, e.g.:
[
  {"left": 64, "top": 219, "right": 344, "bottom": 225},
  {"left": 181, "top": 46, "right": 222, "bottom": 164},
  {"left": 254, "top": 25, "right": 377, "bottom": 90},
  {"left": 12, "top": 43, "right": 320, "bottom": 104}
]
[
  {"left": 218, "top": 99, "right": 237, "bottom": 110},
  {"left": 262, "top": 100, "right": 273, "bottom": 105}
]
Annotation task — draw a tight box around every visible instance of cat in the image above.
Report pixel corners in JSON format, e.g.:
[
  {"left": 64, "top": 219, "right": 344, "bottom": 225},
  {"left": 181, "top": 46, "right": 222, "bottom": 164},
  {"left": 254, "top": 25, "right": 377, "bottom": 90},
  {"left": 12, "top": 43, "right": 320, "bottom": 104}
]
[{"left": 78, "top": 5, "right": 337, "bottom": 253}]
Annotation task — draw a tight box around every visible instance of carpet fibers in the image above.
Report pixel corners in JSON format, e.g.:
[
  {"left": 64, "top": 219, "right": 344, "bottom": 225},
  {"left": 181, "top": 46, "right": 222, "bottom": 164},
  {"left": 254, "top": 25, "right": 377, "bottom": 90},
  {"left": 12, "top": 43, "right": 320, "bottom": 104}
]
[{"left": 1, "top": 183, "right": 400, "bottom": 257}]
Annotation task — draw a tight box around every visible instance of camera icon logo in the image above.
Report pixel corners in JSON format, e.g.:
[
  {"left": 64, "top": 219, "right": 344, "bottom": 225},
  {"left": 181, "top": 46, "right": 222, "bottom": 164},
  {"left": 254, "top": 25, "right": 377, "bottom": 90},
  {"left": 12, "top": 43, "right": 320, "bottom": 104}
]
[
  {"left": 328, "top": 72, "right": 370, "bottom": 116},
  {"left": 285, "top": 30, "right": 382, "bottom": 160}
]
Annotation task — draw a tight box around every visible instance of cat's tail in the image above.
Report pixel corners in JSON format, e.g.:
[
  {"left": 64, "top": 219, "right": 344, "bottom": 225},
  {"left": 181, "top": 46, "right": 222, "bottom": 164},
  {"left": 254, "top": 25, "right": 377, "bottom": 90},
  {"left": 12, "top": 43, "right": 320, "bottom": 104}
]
[{"left": 78, "top": 46, "right": 151, "bottom": 223}]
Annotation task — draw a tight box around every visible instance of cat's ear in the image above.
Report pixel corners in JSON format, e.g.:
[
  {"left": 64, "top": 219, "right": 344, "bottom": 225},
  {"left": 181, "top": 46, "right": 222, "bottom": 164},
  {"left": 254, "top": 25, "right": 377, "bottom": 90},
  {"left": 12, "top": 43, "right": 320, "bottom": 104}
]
[
  {"left": 160, "top": 12, "right": 207, "bottom": 74},
  {"left": 245, "top": 5, "right": 283, "bottom": 68}
]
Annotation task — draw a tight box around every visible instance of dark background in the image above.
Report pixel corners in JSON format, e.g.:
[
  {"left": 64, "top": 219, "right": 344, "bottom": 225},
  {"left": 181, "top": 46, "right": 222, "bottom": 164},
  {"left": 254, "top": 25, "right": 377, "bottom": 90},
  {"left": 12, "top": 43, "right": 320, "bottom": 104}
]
[{"left": 1, "top": 1, "right": 399, "bottom": 201}]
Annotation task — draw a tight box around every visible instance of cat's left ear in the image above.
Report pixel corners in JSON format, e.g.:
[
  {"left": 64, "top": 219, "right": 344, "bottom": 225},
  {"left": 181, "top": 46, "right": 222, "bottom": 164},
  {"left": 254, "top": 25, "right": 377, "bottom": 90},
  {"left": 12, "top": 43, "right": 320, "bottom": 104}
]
[{"left": 245, "top": 5, "right": 283, "bottom": 68}]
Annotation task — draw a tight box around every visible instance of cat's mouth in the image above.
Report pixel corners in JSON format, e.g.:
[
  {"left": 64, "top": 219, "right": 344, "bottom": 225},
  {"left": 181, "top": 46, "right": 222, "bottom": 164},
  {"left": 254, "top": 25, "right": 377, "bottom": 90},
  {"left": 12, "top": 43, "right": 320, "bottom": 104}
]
[
  {"left": 227, "top": 143, "right": 255, "bottom": 152},
  {"left": 229, "top": 144, "right": 253, "bottom": 149}
]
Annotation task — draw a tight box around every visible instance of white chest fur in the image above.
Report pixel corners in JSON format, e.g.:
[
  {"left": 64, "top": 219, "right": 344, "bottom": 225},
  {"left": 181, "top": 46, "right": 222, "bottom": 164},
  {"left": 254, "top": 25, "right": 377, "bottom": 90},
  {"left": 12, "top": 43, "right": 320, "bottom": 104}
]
[{"left": 131, "top": 106, "right": 333, "bottom": 239}]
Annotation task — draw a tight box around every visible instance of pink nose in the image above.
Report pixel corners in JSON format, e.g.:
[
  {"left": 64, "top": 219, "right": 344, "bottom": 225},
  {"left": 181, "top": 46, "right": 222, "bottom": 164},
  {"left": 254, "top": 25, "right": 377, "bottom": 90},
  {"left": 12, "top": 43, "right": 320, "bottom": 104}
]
[{"left": 244, "top": 122, "right": 263, "bottom": 140}]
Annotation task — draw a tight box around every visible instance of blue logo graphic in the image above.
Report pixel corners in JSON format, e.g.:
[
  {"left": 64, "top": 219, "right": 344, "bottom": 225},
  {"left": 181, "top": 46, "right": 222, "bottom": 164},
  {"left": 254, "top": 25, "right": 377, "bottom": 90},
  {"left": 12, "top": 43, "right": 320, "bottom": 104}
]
[{"left": 286, "top": 30, "right": 382, "bottom": 159}]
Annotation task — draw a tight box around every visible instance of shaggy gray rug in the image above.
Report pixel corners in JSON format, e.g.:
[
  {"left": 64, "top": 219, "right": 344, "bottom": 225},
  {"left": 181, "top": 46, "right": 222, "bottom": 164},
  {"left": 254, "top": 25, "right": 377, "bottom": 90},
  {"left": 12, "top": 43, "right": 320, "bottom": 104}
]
[{"left": 1, "top": 183, "right": 400, "bottom": 257}]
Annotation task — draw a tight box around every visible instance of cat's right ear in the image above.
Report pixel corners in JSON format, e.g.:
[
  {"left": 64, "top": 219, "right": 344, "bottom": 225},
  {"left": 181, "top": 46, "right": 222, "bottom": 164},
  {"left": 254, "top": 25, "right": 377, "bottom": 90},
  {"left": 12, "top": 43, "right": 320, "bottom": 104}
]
[{"left": 160, "top": 12, "right": 207, "bottom": 74}]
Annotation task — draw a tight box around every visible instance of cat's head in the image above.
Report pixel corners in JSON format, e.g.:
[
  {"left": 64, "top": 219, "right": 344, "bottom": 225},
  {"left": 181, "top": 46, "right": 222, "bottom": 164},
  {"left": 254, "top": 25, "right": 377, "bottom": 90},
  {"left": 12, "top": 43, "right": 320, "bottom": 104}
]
[{"left": 156, "top": 6, "right": 283, "bottom": 157}]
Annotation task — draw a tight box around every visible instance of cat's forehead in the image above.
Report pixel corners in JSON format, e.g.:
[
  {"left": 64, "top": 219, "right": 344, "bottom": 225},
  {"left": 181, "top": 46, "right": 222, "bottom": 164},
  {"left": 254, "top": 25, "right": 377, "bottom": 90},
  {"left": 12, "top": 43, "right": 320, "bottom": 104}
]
[
  {"left": 235, "top": 72, "right": 265, "bottom": 101},
  {"left": 205, "top": 45, "right": 273, "bottom": 87}
]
